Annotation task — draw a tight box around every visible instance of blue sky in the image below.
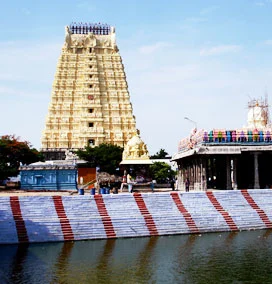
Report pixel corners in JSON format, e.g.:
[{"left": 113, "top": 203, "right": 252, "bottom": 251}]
[{"left": 1, "top": 0, "right": 272, "bottom": 156}]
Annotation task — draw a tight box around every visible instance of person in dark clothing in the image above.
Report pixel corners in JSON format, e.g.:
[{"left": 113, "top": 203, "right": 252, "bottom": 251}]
[
  {"left": 170, "top": 179, "right": 175, "bottom": 191},
  {"left": 185, "top": 178, "right": 190, "bottom": 192},
  {"left": 150, "top": 180, "right": 155, "bottom": 193}
]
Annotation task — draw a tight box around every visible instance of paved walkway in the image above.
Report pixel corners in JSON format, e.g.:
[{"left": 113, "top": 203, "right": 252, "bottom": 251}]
[{"left": 0, "top": 187, "right": 177, "bottom": 196}]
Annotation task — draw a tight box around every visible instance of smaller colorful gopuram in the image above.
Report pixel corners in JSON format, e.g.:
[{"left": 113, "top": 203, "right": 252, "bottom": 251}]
[
  {"left": 120, "top": 130, "right": 152, "bottom": 181},
  {"left": 172, "top": 98, "right": 272, "bottom": 191}
]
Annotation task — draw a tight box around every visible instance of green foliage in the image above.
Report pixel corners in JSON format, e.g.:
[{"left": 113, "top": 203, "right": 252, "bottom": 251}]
[
  {"left": 150, "top": 148, "right": 169, "bottom": 159},
  {"left": 149, "top": 162, "right": 176, "bottom": 183},
  {"left": 0, "top": 135, "right": 44, "bottom": 180},
  {"left": 76, "top": 143, "right": 123, "bottom": 174}
]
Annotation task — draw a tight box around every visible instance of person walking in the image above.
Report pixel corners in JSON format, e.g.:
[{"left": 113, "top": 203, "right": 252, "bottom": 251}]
[
  {"left": 150, "top": 180, "right": 155, "bottom": 193},
  {"left": 120, "top": 172, "right": 127, "bottom": 192},
  {"left": 127, "top": 173, "right": 133, "bottom": 193},
  {"left": 170, "top": 179, "right": 175, "bottom": 191},
  {"left": 185, "top": 178, "right": 190, "bottom": 192}
]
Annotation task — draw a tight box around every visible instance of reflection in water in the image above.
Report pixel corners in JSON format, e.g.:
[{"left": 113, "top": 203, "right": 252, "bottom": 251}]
[
  {"left": 1, "top": 230, "right": 272, "bottom": 283},
  {"left": 94, "top": 239, "right": 116, "bottom": 283},
  {"left": 133, "top": 237, "right": 158, "bottom": 282},
  {"left": 10, "top": 244, "right": 29, "bottom": 284},
  {"left": 262, "top": 228, "right": 272, "bottom": 239},
  {"left": 52, "top": 241, "right": 74, "bottom": 283}
]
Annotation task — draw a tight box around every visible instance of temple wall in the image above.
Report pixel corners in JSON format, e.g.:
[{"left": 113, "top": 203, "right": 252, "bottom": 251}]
[{"left": 1, "top": 190, "right": 272, "bottom": 244}]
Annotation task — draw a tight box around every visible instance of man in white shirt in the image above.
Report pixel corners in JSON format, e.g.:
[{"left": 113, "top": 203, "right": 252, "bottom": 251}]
[{"left": 127, "top": 173, "right": 133, "bottom": 193}]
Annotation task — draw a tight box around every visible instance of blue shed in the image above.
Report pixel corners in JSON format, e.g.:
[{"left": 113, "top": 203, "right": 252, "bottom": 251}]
[{"left": 20, "top": 161, "right": 78, "bottom": 191}]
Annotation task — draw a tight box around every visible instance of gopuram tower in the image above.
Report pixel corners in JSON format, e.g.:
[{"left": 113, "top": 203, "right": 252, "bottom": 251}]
[{"left": 41, "top": 23, "right": 137, "bottom": 160}]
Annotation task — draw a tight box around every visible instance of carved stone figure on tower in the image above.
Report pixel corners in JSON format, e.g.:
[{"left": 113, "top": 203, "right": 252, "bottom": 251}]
[
  {"left": 65, "top": 150, "right": 78, "bottom": 160},
  {"left": 110, "top": 26, "right": 118, "bottom": 50},
  {"left": 84, "top": 32, "right": 97, "bottom": 47},
  {"left": 64, "top": 26, "right": 72, "bottom": 49}
]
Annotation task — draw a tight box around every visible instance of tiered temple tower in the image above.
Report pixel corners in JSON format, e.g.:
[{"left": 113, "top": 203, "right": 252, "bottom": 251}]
[{"left": 41, "top": 23, "right": 137, "bottom": 160}]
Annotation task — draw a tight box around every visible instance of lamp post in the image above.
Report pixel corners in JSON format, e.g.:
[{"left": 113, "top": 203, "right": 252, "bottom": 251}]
[{"left": 184, "top": 117, "right": 197, "bottom": 130}]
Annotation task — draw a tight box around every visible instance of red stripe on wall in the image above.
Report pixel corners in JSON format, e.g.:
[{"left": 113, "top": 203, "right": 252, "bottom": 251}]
[
  {"left": 53, "top": 196, "right": 74, "bottom": 241},
  {"left": 241, "top": 190, "right": 272, "bottom": 229},
  {"left": 133, "top": 193, "right": 158, "bottom": 236},
  {"left": 206, "top": 192, "right": 238, "bottom": 231},
  {"left": 170, "top": 192, "right": 199, "bottom": 233},
  {"left": 94, "top": 195, "right": 116, "bottom": 238},
  {"left": 10, "top": 196, "right": 29, "bottom": 243}
]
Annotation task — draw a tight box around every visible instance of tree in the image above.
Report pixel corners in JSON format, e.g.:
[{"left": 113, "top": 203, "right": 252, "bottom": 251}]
[
  {"left": 0, "top": 135, "right": 44, "bottom": 181},
  {"left": 149, "top": 162, "right": 176, "bottom": 183},
  {"left": 150, "top": 148, "right": 169, "bottom": 159},
  {"left": 76, "top": 143, "right": 123, "bottom": 174}
]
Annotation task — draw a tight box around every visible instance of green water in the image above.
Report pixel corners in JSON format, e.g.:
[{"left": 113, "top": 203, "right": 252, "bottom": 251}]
[{"left": 1, "top": 230, "right": 272, "bottom": 283}]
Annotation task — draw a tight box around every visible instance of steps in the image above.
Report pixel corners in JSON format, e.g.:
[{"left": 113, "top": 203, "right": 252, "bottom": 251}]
[
  {"left": 53, "top": 196, "right": 74, "bottom": 241},
  {"left": 9, "top": 196, "right": 29, "bottom": 243},
  {"left": 170, "top": 192, "right": 199, "bottom": 234},
  {"left": 133, "top": 193, "right": 158, "bottom": 236},
  {"left": 94, "top": 195, "right": 116, "bottom": 238},
  {"left": 206, "top": 192, "right": 238, "bottom": 231},
  {"left": 241, "top": 190, "right": 272, "bottom": 229},
  {"left": 1, "top": 190, "right": 272, "bottom": 244}
]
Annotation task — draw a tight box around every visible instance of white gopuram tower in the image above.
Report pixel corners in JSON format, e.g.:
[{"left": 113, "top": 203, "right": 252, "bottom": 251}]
[
  {"left": 246, "top": 97, "right": 270, "bottom": 129},
  {"left": 41, "top": 23, "right": 137, "bottom": 160}
]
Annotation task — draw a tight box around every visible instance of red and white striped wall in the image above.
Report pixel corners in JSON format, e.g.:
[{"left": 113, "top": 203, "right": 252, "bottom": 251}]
[{"left": 1, "top": 189, "right": 272, "bottom": 244}]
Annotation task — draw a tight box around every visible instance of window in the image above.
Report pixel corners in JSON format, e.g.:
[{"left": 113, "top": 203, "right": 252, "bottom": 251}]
[
  {"left": 89, "top": 109, "right": 93, "bottom": 113},
  {"left": 89, "top": 85, "right": 93, "bottom": 88},
  {"left": 88, "top": 139, "right": 95, "bottom": 146},
  {"left": 89, "top": 75, "right": 93, "bottom": 78},
  {"left": 89, "top": 122, "right": 94, "bottom": 127},
  {"left": 89, "top": 65, "right": 93, "bottom": 68},
  {"left": 89, "top": 48, "right": 92, "bottom": 53}
]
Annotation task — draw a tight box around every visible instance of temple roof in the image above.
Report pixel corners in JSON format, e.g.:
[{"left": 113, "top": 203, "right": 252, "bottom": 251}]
[{"left": 172, "top": 144, "right": 272, "bottom": 161}]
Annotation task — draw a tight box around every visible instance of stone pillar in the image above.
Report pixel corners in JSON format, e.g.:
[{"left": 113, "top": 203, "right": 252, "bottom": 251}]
[
  {"left": 253, "top": 152, "right": 260, "bottom": 189},
  {"left": 200, "top": 159, "right": 204, "bottom": 191},
  {"left": 193, "top": 161, "right": 197, "bottom": 191},
  {"left": 231, "top": 158, "right": 238, "bottom": 190},
  {"left": 226, "top": 156, "right": 232, "bottom": 190},
  {"left": 202, "top": 160, "right": 207, "bottom": 191},
  {"left": 196, "top": 160, "right": 200, "bottom": 191}
]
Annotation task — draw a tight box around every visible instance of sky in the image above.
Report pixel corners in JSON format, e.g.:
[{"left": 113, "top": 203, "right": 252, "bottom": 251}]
[{"left": 0, "top": 0, "right": 272, "bottom": 156}]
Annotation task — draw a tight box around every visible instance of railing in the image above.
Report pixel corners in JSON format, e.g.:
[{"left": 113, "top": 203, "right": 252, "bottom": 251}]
[
  {"left": 79, "top": 179, "right": 96, "bottom": 190},
  {"left": 69, "top": 23, "right": 111, "bottom": 35},
  {"left": 178, "top": 129, "right": 272, "bottom": 152},
  {"left": 202, "top": 130, "right": 271, "bottom": 143}
]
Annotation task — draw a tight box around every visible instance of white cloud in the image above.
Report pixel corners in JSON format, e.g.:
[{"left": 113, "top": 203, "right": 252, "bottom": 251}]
[
  {"left": 263, "top": 40, "right": 272, "bottom": 45},
  {"left": 200, "top": 45, "right": 242, "bottom": 56},
  {"left": 139, "top": 42, "right": 173, "bottom": 54},
  {"left": 0, "top": 40, "right": 61, "bottom": 83}
]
